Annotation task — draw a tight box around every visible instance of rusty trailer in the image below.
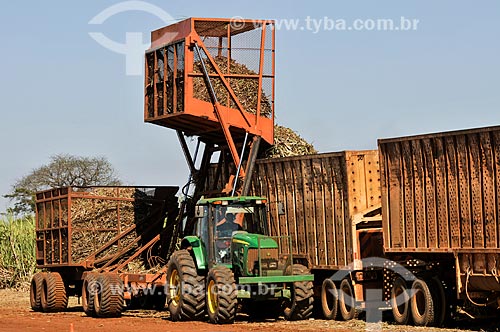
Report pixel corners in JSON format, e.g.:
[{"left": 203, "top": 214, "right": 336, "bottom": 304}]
[
  {"left": 250, "top": 150, "right": 382, "bottom": 269},
  {"left": 379, "top": 125, "right": 500, "bottom": 326},
  {"left": 244, "top": 150, "right": 383, "bottom": 319},
  {"left": 31, "top": 186, "right": 179, "bottom": 316}
]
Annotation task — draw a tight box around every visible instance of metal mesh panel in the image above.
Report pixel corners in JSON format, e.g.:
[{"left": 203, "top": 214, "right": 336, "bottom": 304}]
[
  {"left": 228, "top": 48, "right": 260, "bottom": 74},
  {"left": 230, "top": 24, "right": 264, "bottom": 49},
  {"left": 263, "top": 49, "right": 273, "bottom": 76},
  {"left": 264, "top": 23, "right": 273, "bottom": 50},
  {"left": 193, "top": 46, "right": 238, "bottom": 108},
  {"left": 190, "top": 20, "right": 274, "bottom": 118},
  {"left": 193, "top": 48, "right": 218, "bottom": 75},
  {"left": 261, "top": 78, "right": 274, "bottom": 118},
  {"left": 203, "top": 35, "right": 229, "bottom": 60},
  {"left": 229, "top": 77, "right": 258, "bottom": 114}
]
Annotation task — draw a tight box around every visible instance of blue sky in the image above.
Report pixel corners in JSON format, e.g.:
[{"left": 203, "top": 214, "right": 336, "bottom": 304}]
[{"left": 0, "top": 1, "right": 499, "bottom": 212}]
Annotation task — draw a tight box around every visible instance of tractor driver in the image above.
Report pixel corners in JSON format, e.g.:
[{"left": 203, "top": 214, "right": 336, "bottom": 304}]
[{"left": 216, "top": 211, "right": 243, "bottom": 236}]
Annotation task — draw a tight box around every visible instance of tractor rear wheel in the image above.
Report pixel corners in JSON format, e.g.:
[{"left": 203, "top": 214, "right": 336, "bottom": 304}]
[
  {"left": 321, "top": 278, "right": 339, "bottom": 320},
  {"left": 41, "top": 272, "right": 68, "bottom": 312},
  {"left": 339, "top": 278, "right": 358, "bottom": 321},
  {"left": 82, "top": 272, "right": 99, "bottom": 317},
  {"left": 166, "top": 250, "right": 205, "bottom": 321},
  {"left": 206, "top": 266, "right": 237, "bottom": 324},
  {"left": 283, "top": 264, "right": 314, "bottom": 321},
  {"left": 30, "top": 272, "right": 46, "bottom": 312},
  {"left": 94, "top": 273, "right": 124, "bottom": 318}
]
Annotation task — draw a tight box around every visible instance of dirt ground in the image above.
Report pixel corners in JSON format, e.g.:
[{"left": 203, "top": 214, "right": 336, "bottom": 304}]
[{"left": 0, "top": 289, "right": 495, "bottom": 332}]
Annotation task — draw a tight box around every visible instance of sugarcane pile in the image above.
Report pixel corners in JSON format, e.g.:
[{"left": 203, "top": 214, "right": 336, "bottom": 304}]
[
  {"left": 266, "top": 125, "right": 317, "bottom": 158},
  {"left": 66, "top": 187, "right": 171, "bottom": 274},
  {"left": 193, "top": 56, "right": 316, "bottom": 158},
  {"left": 69, "top": 187, "right": 137, "bottom": 263},
  {"left": 193, "top": 56, "right": 273, "bottom": 117}
]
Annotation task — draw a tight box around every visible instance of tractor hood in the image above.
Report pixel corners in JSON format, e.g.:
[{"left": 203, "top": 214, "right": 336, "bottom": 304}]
[{"left": 232, "top": 231, "right": 278, "bottom": 249}]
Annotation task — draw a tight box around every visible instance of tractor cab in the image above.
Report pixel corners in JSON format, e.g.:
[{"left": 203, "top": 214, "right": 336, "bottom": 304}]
[{"left": 194, "top": 196, "right": 269, "bottom": 267}]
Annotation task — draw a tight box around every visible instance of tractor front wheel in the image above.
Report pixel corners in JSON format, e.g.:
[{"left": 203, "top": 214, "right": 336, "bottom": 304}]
[
  {"left": 206, "top": 266, "right": 237, "bottom": 324},
  {"left": 166, "top": 250, "right": 205, "bottom": 321}
]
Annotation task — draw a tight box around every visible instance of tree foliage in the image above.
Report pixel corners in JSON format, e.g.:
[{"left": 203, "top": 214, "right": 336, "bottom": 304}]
[{"left": 5, "top": 154, "right": 121, "bottom": 214}]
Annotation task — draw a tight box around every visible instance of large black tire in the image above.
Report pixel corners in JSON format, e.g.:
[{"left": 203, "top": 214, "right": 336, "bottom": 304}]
[
  {"left": 30, "top": 272, "right": 46, "bottom": 312},
  {"left": 410, "top": 278, "right": 435, "bottom": 326},
  {"left": 339, "top": 278, "right": 358, "bottom": 321},
  {"left": 432, "top": 276, "right": 448, "bottom": 327},
  {"left": 391, "top": 277, "right": 412, "bottom": 325},
  {"left": 321, "top": 278, "right": 339, "bottom": 320},
  {"left": 94, "top": 273, "right": 124, "bottom": 318},
  {"left": 166, "top": 250, "right": 205, "bottom": 321},
  {"left": 283, "top": 264, "right": 314, "bottom": 321},
  {"left": 206, "top": 266, "right": 237, "bottom": 324},
  {"left": 41, "top": 272, "right": 68, "bottom": 312},
  {"left": 82, "top": 273, "right": 99, "bottom": 317}
]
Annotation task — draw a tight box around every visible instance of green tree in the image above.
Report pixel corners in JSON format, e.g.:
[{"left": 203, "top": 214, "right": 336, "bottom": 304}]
[{"left": 4, "top": 154, "right": 121, "bottom": 214}]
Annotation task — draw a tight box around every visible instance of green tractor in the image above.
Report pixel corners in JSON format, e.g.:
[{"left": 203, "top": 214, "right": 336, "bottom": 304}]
[{"left": 166, "top": 196, "right": 314, "bottom": 324}]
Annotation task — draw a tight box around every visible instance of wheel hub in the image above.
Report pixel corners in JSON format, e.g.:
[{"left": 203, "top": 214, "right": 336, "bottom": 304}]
[
  {"left": 207, "top": 279, "right": 218, "bottom": 314},
  {"left": 169, "top": 269, "right": 181, "bottom": 306}
]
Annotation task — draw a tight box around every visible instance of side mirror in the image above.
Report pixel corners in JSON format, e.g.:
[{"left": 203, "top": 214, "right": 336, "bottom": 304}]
[{"left": 195, "top": 206, "right": 205, "bottom": 217}]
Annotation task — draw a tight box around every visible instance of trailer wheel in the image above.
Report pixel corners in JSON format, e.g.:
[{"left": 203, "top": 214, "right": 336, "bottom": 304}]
[
  {"left": 41, "top": 272, "right": 68, "bottom": 312},
  {"left": 82, "top": 273, "right": 99, "bottom": 317},
  {"left": 410, "top": 278, "right": 435, "bottom": 326},
  {"left": 339, "top": 278, "right": 358, "bottom": 321},
  {"left": 94, "top": 273, "right": 124, "bottom": 318},
  {"left": 166, "top": 250, "right": 206, "bottom": 321},
  {"left": 30, "top": 272, "right": 46, "bottom": 311},
  {"left": 431, "top": 276, "right": 448, "bottom": 327},
  {"left": 391, "top": 277, "right": 411, "bottom": 325},
  {"left": 321, "top": 278, "right": 339, "bottom": 320},
  {"left": 206, "top": 266, "right": 237, "bottom": 324},
  {"left": 283, "top": 264, "right": 314, "bottom": 321}
]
